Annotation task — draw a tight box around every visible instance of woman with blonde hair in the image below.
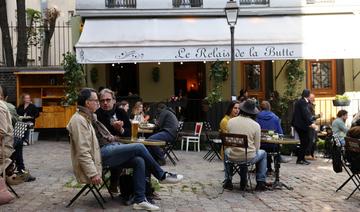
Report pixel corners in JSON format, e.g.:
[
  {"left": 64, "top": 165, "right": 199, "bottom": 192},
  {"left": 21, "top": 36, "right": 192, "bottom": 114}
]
[
  {"left": 16, "top": 93, "right": 39, "bottom": 124},
  {"left": 131, "top": 101, "right": 149, "bottom": 123}
]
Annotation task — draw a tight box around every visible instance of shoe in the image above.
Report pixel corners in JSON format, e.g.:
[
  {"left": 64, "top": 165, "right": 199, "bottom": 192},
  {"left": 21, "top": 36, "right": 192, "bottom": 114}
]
[
  {"left": 19, "top": 170, "right": 36, "bottom": 182},
  {"left": 296, "top": 160, "right": 310, "bottom": 165},
  {"left": 6, "top": 174, "right": 24, "bottom": 185},
  {"left": 279, "top": 156, "right": 292, "bottom": 163},
  {"left": 133, "top": 200, "right": 160, "bottom": 211},
  {"left": 146, "top": 197, "right": 156, "bottom": 204},
  {"left": 223, "top": 180, "right": 233, "bottom": 190},
  {"left": 149, "top": 192, "right": 161, "bottom": 200},
  {"left": 255, "top": 181, "right": 267, "bottom": 191},
  {"left": 160, "top": 172, "right": 183, "bottom": 184}
]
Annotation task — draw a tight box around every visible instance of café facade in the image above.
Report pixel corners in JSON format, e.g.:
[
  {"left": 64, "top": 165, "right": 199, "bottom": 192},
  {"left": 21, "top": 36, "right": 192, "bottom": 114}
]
[{"left": 75, "top": 0, "right": 360, "bottom": 121}]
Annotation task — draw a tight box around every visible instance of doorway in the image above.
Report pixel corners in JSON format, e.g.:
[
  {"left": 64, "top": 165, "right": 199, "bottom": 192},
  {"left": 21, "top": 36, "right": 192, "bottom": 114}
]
[
  {"left": 109, "top": 63, "right": 138, "bottom": 97},
  {"left": 174, "top": 62, "right": 206, "bottom": 121}
]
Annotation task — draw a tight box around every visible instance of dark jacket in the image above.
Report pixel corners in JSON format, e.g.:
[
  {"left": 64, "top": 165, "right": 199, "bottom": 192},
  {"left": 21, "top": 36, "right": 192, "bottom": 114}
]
[
  {"left": 156, "top": 107, "right": 179, "bottom": 138},
  {"left": 96, "top": 107, "right": 131, "bottom": 137},
  {"left": 16, "top": 103, "right": 39, "bottom": 124},
  {"left": 256, "top": 110, "right": 283, "bottom": 134},
  {"left": 291, "top": 98, "right": 313, "bottom": 131}
]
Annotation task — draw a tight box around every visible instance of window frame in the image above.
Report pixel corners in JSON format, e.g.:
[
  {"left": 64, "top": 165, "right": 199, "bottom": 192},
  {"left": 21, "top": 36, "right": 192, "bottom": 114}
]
[
  {"left": 241, "top": 61, "right": 266, "bottom": 100},
  {"left": 306, "top": 59, "right": 337, "bottom": 96}
]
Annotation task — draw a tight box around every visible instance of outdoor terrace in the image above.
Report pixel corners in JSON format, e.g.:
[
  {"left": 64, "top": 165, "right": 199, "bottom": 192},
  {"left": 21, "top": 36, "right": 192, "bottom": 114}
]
[{"left": 3, "top": 140, "right": 359, "bottom": 211}]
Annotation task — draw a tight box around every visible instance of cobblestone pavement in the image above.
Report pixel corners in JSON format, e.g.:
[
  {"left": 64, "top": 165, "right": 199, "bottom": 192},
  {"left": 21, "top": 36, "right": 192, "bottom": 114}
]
[{"left": 2, "top": 140, "right": 359, "bottom": 211}]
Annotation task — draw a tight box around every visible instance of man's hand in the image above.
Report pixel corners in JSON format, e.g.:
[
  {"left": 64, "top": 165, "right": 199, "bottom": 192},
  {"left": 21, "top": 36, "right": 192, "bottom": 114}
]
[
  {"left": 310, "top": 123, "right": 318, "bottom": 130},
  {"left": 90, "top": 175, "right": 102, "bottom": 185},
  {"left": 112, "top": 120, "right": 124, "bottom": 132}
]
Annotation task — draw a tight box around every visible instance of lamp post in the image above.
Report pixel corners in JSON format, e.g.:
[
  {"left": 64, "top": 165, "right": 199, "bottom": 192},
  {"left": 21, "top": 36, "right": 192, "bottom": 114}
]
[{"left": 225, "top": 0, "right": 239, "bottom": 98}]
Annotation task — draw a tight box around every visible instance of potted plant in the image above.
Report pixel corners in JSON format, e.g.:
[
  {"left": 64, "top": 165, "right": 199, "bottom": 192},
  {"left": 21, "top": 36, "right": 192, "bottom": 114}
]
[
  {"left": 62, "top": 52, "right": 84, "bottom": 106},
  {"left": 333, "top": 95, "right": 351, "bottom": 107}
]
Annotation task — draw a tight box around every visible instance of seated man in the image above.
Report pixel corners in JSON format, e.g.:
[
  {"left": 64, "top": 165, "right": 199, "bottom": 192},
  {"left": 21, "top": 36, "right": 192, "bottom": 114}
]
[
  {"left": 256, "top": 100, "right": 284, "bottom": 174},
  {"left": 67, "top": 88, "right": 183, "bottom": 211},
  {"left": 147, "top": 103, "right": 179, "bottom": 165},
  {"left": 96, "top": 88, "right": 131, "bottom": 137},
  {"left": 223, "top": 99, "right": 268, "bottom": 191},
  {"left": 345, "top": 119, "right": 360, "bottom": 172}
]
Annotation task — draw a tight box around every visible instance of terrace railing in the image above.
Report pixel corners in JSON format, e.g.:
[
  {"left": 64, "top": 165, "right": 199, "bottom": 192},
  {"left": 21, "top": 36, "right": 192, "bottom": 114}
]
[
  {"left": 173, "top": 0, "right": 203, "bottom": 8},
  {"left": 105, "top": 0, "right": 137, "bottom": 8}
]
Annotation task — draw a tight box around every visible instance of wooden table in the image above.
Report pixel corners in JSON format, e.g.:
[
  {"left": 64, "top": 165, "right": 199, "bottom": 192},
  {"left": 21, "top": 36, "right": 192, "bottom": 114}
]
[
  {"left": 116, "top": 137, "right": 166, "bottom": 146},
  {"left": 261, "top": 137, "right": 299, "bottom": 190}
]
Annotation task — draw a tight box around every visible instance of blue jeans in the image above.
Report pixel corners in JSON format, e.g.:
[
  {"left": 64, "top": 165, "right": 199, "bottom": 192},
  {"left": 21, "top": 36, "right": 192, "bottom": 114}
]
[
  {"left": 224, "top": 148, "right": 267, "bottom": 184},
  {"left": 101, "top": 143, "right": 165, "bottom": 203},
  {"left": 147, "top": 131, "right": 175, "bottom": 162}
]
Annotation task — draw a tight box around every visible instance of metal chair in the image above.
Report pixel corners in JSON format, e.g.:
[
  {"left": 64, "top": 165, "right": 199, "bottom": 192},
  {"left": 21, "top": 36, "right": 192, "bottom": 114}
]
[
  {"left": 220, "top": 133, "right": 253, "bottom": 191},
  {"left": 163, "top": 122, "right": 183, "bottom": 165},
  {"left": 335, "top": 137, "right": 360, "bottom": 199},
  {"left": 203, "top": 122, "right": 222, "bottom": 162}
]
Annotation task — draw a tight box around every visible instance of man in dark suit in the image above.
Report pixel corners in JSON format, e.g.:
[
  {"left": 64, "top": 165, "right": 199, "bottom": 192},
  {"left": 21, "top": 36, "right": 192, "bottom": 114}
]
[{"left": 292, "top": 89, "right": 317, "bottom": 165}]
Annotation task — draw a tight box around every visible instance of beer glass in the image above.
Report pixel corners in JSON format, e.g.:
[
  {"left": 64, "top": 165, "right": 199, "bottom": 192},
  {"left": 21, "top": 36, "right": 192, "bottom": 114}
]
[{"left": 131, "top": 120, "right": 139, "bottom": 141}]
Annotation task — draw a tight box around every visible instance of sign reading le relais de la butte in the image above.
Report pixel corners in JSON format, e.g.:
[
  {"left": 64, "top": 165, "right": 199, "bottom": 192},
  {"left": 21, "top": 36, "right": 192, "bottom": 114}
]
[{"left": 175, "top": 45, "right": 298, "bottom": 61}]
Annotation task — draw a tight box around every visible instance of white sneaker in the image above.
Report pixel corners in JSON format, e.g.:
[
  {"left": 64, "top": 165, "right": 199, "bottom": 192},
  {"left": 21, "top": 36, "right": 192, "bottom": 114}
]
[
  {"left": 133, "top": 201, "right": 160, "bottom": 211},
  {"left": 161, "top": 172, "right": 183, "bottom": 184}
]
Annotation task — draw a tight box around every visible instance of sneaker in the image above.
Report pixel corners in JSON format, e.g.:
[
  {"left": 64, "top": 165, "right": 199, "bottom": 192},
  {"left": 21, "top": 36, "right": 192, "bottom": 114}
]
[
  {"left": 19, "top": 170, "right": 36, "bottom": 182},
  {"left": 223, "top": 180, "right": 233, "bottom": 190},
  {"left": 160, "top": 172, "right": 183, "bottom": 184},
  {"left": 133, "top": 200, "right": 160, "bottom": 211}
]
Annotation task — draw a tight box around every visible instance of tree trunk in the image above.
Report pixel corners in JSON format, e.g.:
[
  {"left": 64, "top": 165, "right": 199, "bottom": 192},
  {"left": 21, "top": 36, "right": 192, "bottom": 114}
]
[
  {"left": 16, "top": 0, "right": 27, "bottom": 67},
  {"left": 0, "top": 0, "right": 14, "bottom": 67},
  {"left": 42, "top": 18, "right": 57, "bottom": 66}
]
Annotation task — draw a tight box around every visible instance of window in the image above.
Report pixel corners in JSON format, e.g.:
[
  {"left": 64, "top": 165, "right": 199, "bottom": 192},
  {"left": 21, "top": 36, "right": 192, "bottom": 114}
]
[
  {"left": 241, "top": 61, "right": 265, "bottom": 100},
  {"left": 307, "top": 60, "right": 336, "bottom": 96}
]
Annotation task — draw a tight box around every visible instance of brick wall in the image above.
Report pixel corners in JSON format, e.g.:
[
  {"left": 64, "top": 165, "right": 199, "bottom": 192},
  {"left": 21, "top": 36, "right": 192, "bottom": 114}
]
[{"left": 0, "top": 69, "right": 16, "bottom": 104}]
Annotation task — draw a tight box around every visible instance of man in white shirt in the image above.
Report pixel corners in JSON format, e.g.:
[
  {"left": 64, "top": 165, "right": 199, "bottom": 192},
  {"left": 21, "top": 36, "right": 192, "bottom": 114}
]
[{"left": 223, "top": 99, "right": 268, "bottom": 191}]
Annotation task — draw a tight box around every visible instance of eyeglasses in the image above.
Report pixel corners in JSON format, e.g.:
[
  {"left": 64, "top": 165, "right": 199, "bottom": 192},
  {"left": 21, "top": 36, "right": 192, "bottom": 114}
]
[{"left": 100, "top": 98, "right": 113, "bottom": 103}]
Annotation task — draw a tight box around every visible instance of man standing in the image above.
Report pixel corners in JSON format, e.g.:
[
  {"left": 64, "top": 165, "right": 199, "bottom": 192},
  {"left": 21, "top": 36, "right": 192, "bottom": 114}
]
[
  {"left": 67, "top": 88, "right": 183, "bottom": 211},
  {"left": 223, "top": 99, "right": 268, "bottom": 191},
  {"left": 292, "top": 89, "right": 317, "bottom": 165}
]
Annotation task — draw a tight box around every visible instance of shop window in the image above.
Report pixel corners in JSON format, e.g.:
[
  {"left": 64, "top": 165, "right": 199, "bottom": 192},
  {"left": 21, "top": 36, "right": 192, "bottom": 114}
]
[
  {"left": 241, "top": 61, "right": 265, "bottom": 100},
  {"left": 307, "top": 60, "right": 336, "bottom": 96}
]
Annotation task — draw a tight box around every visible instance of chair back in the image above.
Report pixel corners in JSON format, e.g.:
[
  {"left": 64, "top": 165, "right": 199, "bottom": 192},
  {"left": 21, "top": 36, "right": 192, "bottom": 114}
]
[
  {"left": 220, "top": 133, "right": 248, "bottom": 149},
  {"left": 177, "top": 121, "right": 184, "bottom": 133},
  {"left": 14, "top": 122, "right": 29, "bottom": 140},
  {"left": 194, "top": 122, "right": 203, "bottom": 137},
  {"left": 344, "top": 137, "right": 360, "bottom": 153}
]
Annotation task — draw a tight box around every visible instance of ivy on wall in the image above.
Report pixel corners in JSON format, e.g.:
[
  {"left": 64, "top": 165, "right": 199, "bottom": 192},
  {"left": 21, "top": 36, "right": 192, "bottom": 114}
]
[{"left": 205, "top": 61, "right": 229, "bottom": 106}]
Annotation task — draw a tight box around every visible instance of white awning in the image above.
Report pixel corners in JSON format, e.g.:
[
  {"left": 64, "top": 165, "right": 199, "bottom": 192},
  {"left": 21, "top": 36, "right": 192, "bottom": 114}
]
[{"left": 76, "top": 14, "right": 360, "bottom": 63}]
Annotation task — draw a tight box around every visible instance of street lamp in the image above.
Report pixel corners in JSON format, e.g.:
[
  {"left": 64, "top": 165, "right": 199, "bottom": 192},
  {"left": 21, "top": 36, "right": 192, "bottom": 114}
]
[{"left": 225, "top": 0, "right": 239, "bottom": 98}]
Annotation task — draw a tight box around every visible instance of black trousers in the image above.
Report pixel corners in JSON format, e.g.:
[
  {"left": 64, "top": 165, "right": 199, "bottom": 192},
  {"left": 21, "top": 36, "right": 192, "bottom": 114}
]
[
  {"left": 295, "top": 127, "right": 310, "bottom": 162},
  {"left": 10, "top": 139, "right": 25, "bottom": 172}
]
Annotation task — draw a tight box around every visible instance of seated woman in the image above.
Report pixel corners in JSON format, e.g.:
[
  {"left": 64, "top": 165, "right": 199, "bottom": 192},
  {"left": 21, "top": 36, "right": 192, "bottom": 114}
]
[
  {"left": 332, "top": 110, "right": 349, "bottom": 146},
  {"left": 131, "top": 101, "right": 149, "bottom": 123},
  {"left": 256, "top": 101, "right": 283, "bottom": 175},
  {"left": 219, "top": 101, "right": 240, "bottom": 133}
]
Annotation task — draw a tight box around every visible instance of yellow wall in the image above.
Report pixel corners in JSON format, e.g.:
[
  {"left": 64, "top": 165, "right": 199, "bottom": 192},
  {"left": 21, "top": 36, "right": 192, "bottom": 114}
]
[
  {"left": 273, "top": 60, "right": 307, "bottom": 96},
  {"left": 344, "top": 59, "right": 360, "bottom": 91},
  {"left": 85, "top": 64, "right": 107, "bottom": 90},
  {"left": 138, "top": 63, "right": 174, "bottom": 102}
]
